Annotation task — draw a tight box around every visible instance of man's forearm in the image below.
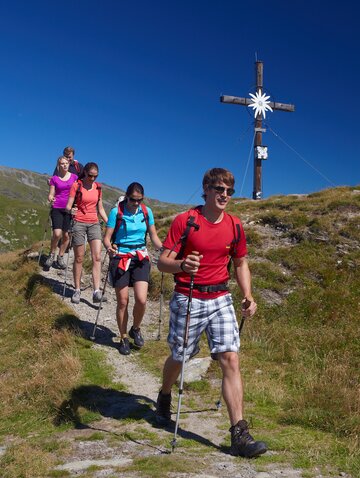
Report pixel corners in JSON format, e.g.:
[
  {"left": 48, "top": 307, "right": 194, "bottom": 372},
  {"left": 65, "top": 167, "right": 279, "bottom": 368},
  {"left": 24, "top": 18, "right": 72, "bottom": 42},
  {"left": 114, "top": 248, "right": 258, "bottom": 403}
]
[
  {"left": 234, "top": 260, "right": 253, "bottom": 299},
  {"left": 158, "top": 253, "right": 183, "bottom": 274}
]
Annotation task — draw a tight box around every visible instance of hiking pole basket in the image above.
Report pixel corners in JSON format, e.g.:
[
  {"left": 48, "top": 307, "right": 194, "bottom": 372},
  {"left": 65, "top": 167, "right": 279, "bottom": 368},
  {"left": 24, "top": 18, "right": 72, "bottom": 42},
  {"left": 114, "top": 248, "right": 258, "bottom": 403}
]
[
  {"left": 215, "top": 298, "right": 251, "bottom": 410},
  {"left": 157, "top": 272, "right": 164, "bottom": 341},
  {"left": 170, "top": 274, "right": 195, "bottom": 452},
  {"left": 38, "top": 208, "right": 52, "bottom": 265},
  {"left": 90, "top": 251, "right": 112, "bottom": 341}
]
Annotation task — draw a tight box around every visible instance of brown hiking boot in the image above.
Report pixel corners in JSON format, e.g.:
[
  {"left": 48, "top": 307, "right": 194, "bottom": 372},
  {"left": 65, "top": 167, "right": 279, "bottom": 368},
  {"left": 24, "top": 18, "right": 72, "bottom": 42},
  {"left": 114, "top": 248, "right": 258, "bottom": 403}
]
[
  {"left": 229, "top": 419, "right": 267, "bottom": 458},
  {"left": 155, "top": 391, "right": 171, "bottom": 426}
]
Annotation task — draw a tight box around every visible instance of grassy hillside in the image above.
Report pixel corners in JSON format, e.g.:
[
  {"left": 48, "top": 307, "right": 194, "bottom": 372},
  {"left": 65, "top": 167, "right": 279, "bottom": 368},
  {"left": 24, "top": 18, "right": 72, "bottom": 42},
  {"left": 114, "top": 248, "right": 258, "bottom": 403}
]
[
  {"left": 0, "top": 165, "right": 127, "bottom": 209},
  {"left": 0, "top": 170, "right": 359, "bottom": 475},
  {"left": 0, "top": 252, "right": 125, "bottom": 477},
  {"left": 0, "top": 166, "right": 184, "bottom": 252},
  {"left": 146, "top": 185, "right": 360, "bottom": 476},
  {"left": 232, "top": 186, "right": 360, "bottom": 445}
]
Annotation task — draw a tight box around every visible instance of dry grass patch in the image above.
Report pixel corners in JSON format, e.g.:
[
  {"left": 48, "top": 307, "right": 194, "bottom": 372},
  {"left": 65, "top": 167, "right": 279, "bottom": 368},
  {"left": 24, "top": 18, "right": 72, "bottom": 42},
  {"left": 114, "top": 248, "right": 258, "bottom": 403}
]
[{"left": 0, "top": 256, "right": 82, "bottom": 436}]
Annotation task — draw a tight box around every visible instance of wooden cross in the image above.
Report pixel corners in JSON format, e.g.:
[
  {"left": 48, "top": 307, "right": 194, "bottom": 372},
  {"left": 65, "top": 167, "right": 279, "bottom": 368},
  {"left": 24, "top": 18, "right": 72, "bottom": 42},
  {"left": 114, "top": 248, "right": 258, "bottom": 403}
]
[{"left": 221, "top": 60, "right": 295, "bottom": 199}]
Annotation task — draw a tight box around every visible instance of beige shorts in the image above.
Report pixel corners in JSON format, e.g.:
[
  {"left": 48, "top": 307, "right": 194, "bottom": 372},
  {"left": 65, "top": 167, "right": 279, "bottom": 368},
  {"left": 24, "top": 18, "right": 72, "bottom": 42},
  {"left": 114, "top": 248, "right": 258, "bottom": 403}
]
[{"left": 72, "top": 222, "right": 102, "bottom": 246}]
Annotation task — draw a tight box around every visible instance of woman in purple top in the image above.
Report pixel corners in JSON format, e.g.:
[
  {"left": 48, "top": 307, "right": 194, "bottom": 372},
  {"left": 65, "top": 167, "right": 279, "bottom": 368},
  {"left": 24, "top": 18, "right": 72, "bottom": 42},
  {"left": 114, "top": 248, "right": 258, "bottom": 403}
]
[{"left": 45, "top": 156, "right": 77, "bottom": 269}]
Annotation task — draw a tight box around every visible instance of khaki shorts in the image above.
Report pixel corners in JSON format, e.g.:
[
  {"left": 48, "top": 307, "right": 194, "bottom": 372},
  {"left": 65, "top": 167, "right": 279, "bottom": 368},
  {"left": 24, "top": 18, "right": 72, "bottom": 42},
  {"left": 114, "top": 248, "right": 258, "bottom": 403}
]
[{"left": 72, "top": 222, "right": 102, "bottom": 246}]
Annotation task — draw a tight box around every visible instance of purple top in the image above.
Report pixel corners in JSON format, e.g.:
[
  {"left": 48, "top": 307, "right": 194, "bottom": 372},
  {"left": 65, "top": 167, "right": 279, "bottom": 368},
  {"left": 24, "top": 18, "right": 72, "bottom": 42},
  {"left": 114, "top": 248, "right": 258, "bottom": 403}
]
[{"left": 50, "top": 173, "right": 78, "bottom": 209}]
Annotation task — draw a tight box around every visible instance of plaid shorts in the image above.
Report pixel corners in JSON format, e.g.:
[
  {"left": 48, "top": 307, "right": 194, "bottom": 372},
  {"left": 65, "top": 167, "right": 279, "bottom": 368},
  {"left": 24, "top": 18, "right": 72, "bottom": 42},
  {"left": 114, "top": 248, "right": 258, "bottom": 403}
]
[{"left": 167, "top": 292, "right": 240, "bottom": 362}]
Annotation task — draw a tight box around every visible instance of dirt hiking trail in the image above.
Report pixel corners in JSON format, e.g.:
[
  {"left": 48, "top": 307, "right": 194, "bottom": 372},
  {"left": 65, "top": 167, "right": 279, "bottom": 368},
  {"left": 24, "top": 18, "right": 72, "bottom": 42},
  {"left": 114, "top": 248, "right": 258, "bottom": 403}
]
[{"left": 39, "top": 253, "right": 334, "bottom": 478}]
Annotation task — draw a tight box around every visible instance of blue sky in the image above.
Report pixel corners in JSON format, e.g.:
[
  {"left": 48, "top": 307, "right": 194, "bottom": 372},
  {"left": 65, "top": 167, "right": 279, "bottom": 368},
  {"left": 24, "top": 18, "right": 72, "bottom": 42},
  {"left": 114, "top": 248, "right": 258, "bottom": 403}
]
[{"left": 0, "top": 0, "right": 359, "bottom": 204}]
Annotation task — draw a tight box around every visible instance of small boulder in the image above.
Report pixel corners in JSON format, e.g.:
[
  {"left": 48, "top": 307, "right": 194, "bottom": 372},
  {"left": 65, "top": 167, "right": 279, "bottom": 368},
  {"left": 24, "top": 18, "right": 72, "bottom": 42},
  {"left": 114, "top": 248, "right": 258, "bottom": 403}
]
[
  {"left": 26, "top": 251, "right": 39, "bottom": 259},
  {"left": 184, "top": 357, "right": 212, "bottom": 383}
]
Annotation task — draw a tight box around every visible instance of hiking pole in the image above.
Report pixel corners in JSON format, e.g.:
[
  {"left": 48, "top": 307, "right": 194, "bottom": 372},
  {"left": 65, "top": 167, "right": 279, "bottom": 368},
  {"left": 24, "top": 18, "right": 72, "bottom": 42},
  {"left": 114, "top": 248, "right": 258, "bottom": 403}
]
[
  {"left": 215, "top": 298, "right": 251, "bottom": 410},
  {"left": 62, "top": 218, "right": 75, "bottom": 299},
  {"left": 38, "top": 208, "right": 52, "bottom": 264},
  {"left": 90, "top": 252, "right": 112, "bottom": 341},
  {"left": 171, "top": 274, "right": 195, "bottom": 452},
  {"left": 157, "top": 272, "right": 164, "bottom": 341}
]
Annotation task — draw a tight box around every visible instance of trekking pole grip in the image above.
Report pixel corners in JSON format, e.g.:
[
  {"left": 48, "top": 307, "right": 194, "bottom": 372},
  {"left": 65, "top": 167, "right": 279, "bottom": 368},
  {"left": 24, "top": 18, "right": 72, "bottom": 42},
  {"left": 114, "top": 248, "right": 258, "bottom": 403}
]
[
  {"left": 243, "top": 298, "right": 251, "bottom": 310},
  {"left": 239, "top": 298, "right": 251, "bottom": 335}
]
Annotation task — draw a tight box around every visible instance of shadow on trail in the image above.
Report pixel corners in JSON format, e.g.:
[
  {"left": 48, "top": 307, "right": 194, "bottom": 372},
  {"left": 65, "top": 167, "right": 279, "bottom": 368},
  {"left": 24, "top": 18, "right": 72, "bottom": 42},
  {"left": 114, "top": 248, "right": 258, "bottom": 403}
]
[
  {"left": 79, "top": 297, "right": 99, "bottom": 310},
  {"left": 37, "top": 270, "right": 223, "bottom": 452},
  {"left": 54, "top": 385, "right": 221, "bottom": 451},
  {"left": 32, "top": 274, "right": 118, "bottom": 349},
  {"left": 39, "top": 274, "right": 92, "bottom": 300},
  {"left": 54, "top": 312, "right": 119, "bottom": 350}
]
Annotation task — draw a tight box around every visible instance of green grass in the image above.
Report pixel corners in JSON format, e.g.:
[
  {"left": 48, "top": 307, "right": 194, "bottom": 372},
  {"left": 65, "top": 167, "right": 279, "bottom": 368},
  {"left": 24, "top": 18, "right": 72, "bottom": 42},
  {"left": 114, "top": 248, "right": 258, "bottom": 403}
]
[
  {"left": 0, "top": 193, "right": 49, "bottom": 252},
  {"left": 0, "top": 166, "right": 185, "bottom": 253},
  {"left": 124, "top": 454, "right": 202, "bottom": 477},
  {"left": 1, "top": 184, "right": 359, "bottom": 477},
  {"left": 0, "top": 252, "right": 126, "bottom": 477},
  {"left": 134, "top": 185, "right": 360, "bottom": 476},
  {"left": 148, "top": 268, "right": 174, "bottom": 301}
]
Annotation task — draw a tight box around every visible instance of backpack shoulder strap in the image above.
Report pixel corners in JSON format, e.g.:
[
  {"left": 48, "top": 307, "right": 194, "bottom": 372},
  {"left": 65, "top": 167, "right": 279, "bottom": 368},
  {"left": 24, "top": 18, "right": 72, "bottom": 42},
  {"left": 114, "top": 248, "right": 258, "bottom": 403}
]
[
  {"left": 176, "top": 207, "right": 201, "bottom": 260},
  {"left": 74, "top": 160, "right": 80, "bottom": 173},
  {"left": 111, "top": 201, "right": 125, "bottom": 243},
  {"left": 74, "top": 180, "right": 83, "bottom": 205},
  {"left": 140, "top": 203, "right": 149, "bottom": 230},
  {"left": 227, "top": 213, "right": 241, "bottom": 256},
  {"left": 95, "top": 182, "right": 102, "bottom": 204}
]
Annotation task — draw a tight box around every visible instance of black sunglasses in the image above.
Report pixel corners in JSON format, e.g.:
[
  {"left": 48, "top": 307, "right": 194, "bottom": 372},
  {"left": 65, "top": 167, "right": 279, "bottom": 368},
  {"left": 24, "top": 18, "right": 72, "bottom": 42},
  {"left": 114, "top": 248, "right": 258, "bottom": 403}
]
[
  {"left": 128, "top": 196, "right": 143, "bottom": 203},
  {"left": 87, "top": 174, "right": 98, "bottom": 179},
  {"left": 210, "top": 185, "right": 235, "bottom": 196}
]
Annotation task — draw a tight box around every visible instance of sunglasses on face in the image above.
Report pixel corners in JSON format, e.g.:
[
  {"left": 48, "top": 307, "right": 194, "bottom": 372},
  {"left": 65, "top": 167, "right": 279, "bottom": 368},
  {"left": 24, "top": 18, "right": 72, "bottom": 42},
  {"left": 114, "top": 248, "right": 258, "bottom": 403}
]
[
  {"left": 128, "top": 196, "right": 143, "bottom": 203},
  {"left": 87, "top": 174, "right": 98, "bottom": 179},
  {"left": 210, "top": 185, "right": 235, "bottom": 196}
]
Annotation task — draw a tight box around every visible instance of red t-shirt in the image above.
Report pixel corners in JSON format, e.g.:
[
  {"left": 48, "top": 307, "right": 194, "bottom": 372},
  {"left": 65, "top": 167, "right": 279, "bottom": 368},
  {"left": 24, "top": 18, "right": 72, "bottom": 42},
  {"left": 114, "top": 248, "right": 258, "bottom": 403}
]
[
  {"left": 69, "top": 181, "right": 101, "bottom": 224},
  {"left": 162, "top": 207, "right": 247, "bottom": 299}
]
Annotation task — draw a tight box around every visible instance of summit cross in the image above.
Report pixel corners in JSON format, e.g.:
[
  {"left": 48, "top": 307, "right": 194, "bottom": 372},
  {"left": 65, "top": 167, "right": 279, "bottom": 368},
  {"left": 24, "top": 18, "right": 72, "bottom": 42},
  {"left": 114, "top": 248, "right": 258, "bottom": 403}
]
[{"left": 221, "top": 60, "right": 295, "bottom": 199}]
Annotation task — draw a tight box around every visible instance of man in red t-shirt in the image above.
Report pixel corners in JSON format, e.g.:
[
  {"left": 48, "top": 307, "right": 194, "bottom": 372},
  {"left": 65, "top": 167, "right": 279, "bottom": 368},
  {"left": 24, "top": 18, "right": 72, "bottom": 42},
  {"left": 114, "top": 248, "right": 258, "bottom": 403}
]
[{"left": 156, "top": 168, "right": 267, "bottom": 458}]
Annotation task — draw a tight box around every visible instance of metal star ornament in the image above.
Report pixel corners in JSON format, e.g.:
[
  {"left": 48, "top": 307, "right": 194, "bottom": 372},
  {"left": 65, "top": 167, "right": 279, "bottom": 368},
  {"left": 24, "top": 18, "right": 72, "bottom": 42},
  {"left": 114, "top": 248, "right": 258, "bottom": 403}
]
[{"left": 248, "top": 89, "right": 273, "bottom": 119}]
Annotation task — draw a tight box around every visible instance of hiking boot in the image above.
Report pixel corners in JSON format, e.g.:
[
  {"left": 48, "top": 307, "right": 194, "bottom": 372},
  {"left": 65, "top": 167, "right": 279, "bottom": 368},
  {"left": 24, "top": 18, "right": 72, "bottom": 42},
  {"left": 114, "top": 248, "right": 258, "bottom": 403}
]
[
  {"left": 118, "top": 337, "right": 130, "bottom": 355},
  {"left": 155, "top": 390, "right": 171, "bottom": 426},
  {"left": 93, "top": 290, "right": 108, "bottom": 303},
  {"left": 229, "top": 419, "right": 267, "bottom": 458},
  {"left": 56, "top": 255, "right": 66, "bottom": 269},
  {"left": 71, "top": 289, "right": 81, "bottom": 304},
  {"left": 45, "top": 253, "right": 55, "bottom": 268},
  {"left": 129, "top": 326, "right": 144, "bottom": 348}
]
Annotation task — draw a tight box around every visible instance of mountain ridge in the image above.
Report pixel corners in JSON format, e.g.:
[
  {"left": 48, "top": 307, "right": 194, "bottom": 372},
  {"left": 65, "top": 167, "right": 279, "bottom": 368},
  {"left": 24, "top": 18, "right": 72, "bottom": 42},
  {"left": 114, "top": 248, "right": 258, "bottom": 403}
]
[{"left": 0, "top": 165, "right": 185, "bottom": 252}]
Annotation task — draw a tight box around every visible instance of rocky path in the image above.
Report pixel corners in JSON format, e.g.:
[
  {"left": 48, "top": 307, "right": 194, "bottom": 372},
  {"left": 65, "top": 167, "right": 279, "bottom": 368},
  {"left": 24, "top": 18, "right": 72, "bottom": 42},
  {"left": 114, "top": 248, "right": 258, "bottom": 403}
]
[{"left": 39, "top": 252, "right": 323, "bottom": 478}]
